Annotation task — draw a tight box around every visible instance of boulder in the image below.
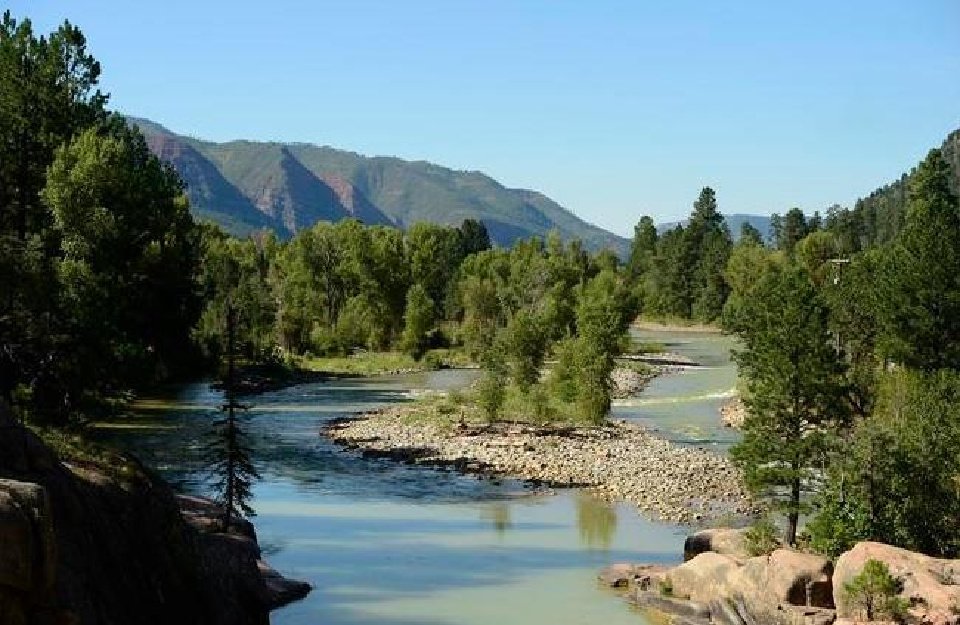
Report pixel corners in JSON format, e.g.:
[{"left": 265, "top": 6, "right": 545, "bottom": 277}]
[
  {"left": 667, "top": 552, "right": 741, "bottom": 602},
  {"left": 0, "top": 480, "right": 55, "bottom": 597},
  {"left": 684, "top": 527, "right": 752, "bottom": 561},
  {"left": 834, "top": 541, "right": 960, "bottom": 625},
  {"left": 732, "top": 549, "right": 834, "bottom": 609}
]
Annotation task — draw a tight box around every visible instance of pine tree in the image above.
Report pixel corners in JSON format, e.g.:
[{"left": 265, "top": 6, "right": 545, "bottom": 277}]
[
  {"left": 730, "top": 264, "right": 848, "bottom": 545},
  {"left": 206, "top": 304, "right": 260, "bottom": 530}
]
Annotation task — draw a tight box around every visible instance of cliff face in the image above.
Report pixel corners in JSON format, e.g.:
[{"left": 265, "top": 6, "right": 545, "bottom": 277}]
[{"left": 0, "top": 406, "right": 308, "bottom": 625}]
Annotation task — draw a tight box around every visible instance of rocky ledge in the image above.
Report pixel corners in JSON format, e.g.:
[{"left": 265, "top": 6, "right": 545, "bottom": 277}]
[
  {"left": 325, "top": 407, "right": 755, "bottom": 523},
  {"left": 0, "top": 402, "right": 310, "bottom": 625},
  {"left": 600, "top": 528, "right": 960, "bottom": 625}
]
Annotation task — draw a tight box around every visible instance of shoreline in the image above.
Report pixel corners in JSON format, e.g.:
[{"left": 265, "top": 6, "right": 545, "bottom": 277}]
[{"left": 323, "top": 407, "right": 756, "bottom": 525}]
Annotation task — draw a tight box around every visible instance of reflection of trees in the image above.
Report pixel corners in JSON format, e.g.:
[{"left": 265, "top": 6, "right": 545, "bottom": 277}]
[
  {"left": 481, "top": 502, "right": 512, "bottom": 536},
  {"left": 576, "top": 493, "right": 617, "bottom": 550}
]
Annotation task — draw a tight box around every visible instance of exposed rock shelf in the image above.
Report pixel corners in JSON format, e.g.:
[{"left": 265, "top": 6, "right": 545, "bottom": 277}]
[
  {"left": 0, "top": 403, "right": 310, "bottom": 625},
  {"left": 325, "top": 408, "right": 755, "bottom": 524}
]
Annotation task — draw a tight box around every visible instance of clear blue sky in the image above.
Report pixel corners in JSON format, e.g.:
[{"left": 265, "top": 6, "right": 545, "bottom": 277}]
[{"left": 11, "top": 1, "right": 960, "bottom": 237}]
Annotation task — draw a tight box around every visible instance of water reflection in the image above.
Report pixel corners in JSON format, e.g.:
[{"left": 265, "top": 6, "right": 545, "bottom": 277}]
[
  {"left": 481, "top": 502, "right": 512, "bottom": 536},
  {"left": 575, "top": 493, "right": 618, "bottom": 550}
]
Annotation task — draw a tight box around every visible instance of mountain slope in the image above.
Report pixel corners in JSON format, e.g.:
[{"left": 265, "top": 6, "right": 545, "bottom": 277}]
[{"left": 128, "top": 117, "right": 628, "bottom": 252}]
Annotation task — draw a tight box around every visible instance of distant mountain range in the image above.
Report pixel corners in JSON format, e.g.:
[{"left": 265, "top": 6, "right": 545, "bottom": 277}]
[{"left": 128, "top": 117, "right": 630, "bottom": 253}]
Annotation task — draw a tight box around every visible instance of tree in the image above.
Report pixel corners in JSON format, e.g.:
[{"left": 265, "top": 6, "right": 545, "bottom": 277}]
[
  {"left": 771, "top": 208, "right": 811, "bottom": 254},
  {"left": 458, "top": 218, "right": 491, "bottom": 257},
  {"left": 0, "top": 12, "right": 108, "bottom": 411},
  {"left": 843, "top": 560, "right": 908, "bottom": 623},
  {"left": 36, "top": 120, "right": 199, "bottom": 421},
  {"left": 875, "top": 149, "right": 960, "bottom": 371},
  {"left": 569, "top": 270, "right": 636, "bottom": 423},
  {"left": 810, "top": 370, "right": 960, "bottom": 557},
  {"left": 206, "top": 305, "right": 260, "bottom": 530},
  {"left": 739, "top": 222, "right": 764, "bottom": 246},
  {"left": 400, "top": 284, "right": 434, "bottom": 360},
  {"left": 626, "top": 216, "right": 658, "bottom": 283},
  {"left": 730, "top": 264, "right": 848, "bottom": 545},
  {"left": 500, "top": 309, "right": 547, "bottom": 390}
]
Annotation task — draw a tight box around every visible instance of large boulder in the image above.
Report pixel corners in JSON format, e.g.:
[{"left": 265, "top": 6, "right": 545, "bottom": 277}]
[
  {"left": 667, "top": 552, "right": 741, "bottom": 602},
  {"left": 684, "top": 527, "right": 752, "bottom": 561},
  {"left": 0, "top": 480, "right": 55, "bottom": 597},
  {"left": 732, "top": 549, "right": 834, "bottom": 609},
  {"left": 834, "top": 542, "right": 960, "bottom": 625}
]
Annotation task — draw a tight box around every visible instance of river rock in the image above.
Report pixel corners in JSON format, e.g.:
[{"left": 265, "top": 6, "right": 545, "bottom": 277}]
[
  {"left": 598, "top": 563, "right": 669, "bottom": 588},
  {"left": 834, "top": 541, "right": 960, "bottom": 625},
  {"left": 684, "top": 527, "right": 752, "bottom": 562}
]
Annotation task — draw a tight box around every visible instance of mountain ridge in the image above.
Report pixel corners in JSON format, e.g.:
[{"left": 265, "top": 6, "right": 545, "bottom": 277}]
[{"left": 127, "top": 116, "right": 629, "bottom": 252}]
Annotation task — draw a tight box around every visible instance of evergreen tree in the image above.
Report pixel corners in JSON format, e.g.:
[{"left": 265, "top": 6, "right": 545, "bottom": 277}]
[
  {"left": 876, "top": 149, "right": 960, "bottom": 370},
  {"left": 730, "top": 264, "right": 848, "bottom": 545},
  {"left": 206, "top": 305, "right": 260, "bottom": 530},
  {"left": 626, "top": 216, "right": 658, "bottom": 283},
  {"left": 739, "top": 222, "right": 764, "bottom": 246},
  {"left": 458, "top": 218, "right": 491, "bottom": 257}
]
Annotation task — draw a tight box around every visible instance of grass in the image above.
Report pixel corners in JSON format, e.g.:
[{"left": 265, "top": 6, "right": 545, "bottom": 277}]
[
  {"left": 297, "top": 348, "right": 474, "bottom": 376},
  {"left": 399, "top": 379, "right": 598, "bottom": 429},
  {"left": 29, "top": 425, "right": 144, "bottom": 483}
]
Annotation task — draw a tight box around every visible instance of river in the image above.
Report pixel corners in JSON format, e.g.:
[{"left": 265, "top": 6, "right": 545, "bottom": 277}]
[{"left": 96, "top": 327, "right": 739, "bottom": 625}]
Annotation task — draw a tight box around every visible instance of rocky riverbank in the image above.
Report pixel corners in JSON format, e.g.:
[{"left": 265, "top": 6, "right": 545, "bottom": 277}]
[
  {"left": 325, "top": 407, "right": 755, "bottom": 524},
  {"left": 600, "top": 528, "right": 960, "bottom": 625}
]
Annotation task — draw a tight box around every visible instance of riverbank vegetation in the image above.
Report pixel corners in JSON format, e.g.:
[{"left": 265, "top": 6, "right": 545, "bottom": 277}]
[{"left": 719, "top": 147, "right": 960, "bottom": 561}]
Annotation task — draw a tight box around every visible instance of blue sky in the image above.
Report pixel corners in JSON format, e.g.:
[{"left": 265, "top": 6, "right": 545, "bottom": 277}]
[{"left": 11, "top": 1, "right": 960, "bottom": 236}]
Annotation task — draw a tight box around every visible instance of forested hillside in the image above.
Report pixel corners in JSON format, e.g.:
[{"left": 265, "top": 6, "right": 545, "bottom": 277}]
[
  {"left": 825, "top": 128, "right": 960, "bottom": 251},
  {"left": 129, "top": 117, "right": 630, "bottom": 253}
]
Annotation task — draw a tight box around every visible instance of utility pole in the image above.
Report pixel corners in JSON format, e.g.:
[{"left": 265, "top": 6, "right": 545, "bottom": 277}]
[{"left": 828, "top": 258, "right": 851, "bottom": 354}]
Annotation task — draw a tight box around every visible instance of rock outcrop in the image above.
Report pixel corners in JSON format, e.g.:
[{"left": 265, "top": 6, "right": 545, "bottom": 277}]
[
  {"left": 684, "top": 527, "right": 753, "bottom": 562},
  {"left": 834, "top": 542, "right": 960, "bottom": 625},
  {"left": 606, "top": 528, "right": 836, "bottom": 625},
  {"left": 0, "top": 403, "right": 310, "bottom": 625}
]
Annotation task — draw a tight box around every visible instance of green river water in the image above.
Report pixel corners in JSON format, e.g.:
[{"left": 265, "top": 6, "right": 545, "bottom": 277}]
[{"left": 97, "top": 328, "right": 739, "bottom": 625}]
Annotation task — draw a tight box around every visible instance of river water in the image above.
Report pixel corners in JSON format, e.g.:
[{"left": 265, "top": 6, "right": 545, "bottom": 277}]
[{"left": 97, "top": 328, "right": 738, "bottom": 625}]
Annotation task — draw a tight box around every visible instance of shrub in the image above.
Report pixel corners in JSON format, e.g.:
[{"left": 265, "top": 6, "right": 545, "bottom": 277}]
[
  {"left": 844, "top": 559, "right": 910, "bottom": 623},
  {"left": 658, "top": 577, "right": 674, "bottom": 597},
  {"left": 745, "top": 517, "right": 781, "bottom": 556}
]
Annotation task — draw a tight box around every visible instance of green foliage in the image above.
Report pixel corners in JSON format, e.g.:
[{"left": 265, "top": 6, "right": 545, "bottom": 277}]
[
  {"left": 843, "top": 560, "right": 909, "bottom": 623},
  {"left": 874, "top": 149, "right": 960, "bottom": 371},
  {"left": 812, "top": 370, "right": 960, "bottom": 557},
  {"left": 400, "top": 284, "right": 435, "bottom": 361},
  {"left": 744, "top": 517, "right": 781, "bottom": 556},
  {"left": 501, "top": 309, "right": 547, "bottom": 390},
  {"left": 730, "top": 263, "right": 849, "bottom": 545},
  {"left": 658, "top": 577, "right": 674, "bottom": 597}
]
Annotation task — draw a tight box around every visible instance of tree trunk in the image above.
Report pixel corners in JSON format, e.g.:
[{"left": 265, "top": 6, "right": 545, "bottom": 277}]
[{"left": 787, "top": 476, "right": 800, "bottom": 546}]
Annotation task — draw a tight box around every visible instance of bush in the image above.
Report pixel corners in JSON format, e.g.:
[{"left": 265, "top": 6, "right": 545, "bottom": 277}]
[
  {"left": 422, "top": 351, "right": 443, "bottom": 371},
  {"left": 477, "top": 370, "right": 505, "bottom": 423},
  {"left": 658, "top": 577, "right": 674, "bottom": 597},
  {"left": 745, "top": 517, "right": 781, "bottom": 556},
  {"left": 843, "top": 559, "right": 909, "bottom": 623}
]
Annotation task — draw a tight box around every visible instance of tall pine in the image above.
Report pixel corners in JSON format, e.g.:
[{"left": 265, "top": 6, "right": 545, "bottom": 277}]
[
  {"left": 206, "top": 304, "right": 260, "bottom": 530},
  {"left": 730, "top": 264, "right": 848, "bottom": 545}
]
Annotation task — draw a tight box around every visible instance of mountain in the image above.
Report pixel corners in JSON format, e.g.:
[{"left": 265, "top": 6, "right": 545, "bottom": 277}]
[
  {"left": 657, "top": 213, "right": 773, "bottom": 242},
  {"left": 128, "top": 117, "right": 630, "bottom": 253}
]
